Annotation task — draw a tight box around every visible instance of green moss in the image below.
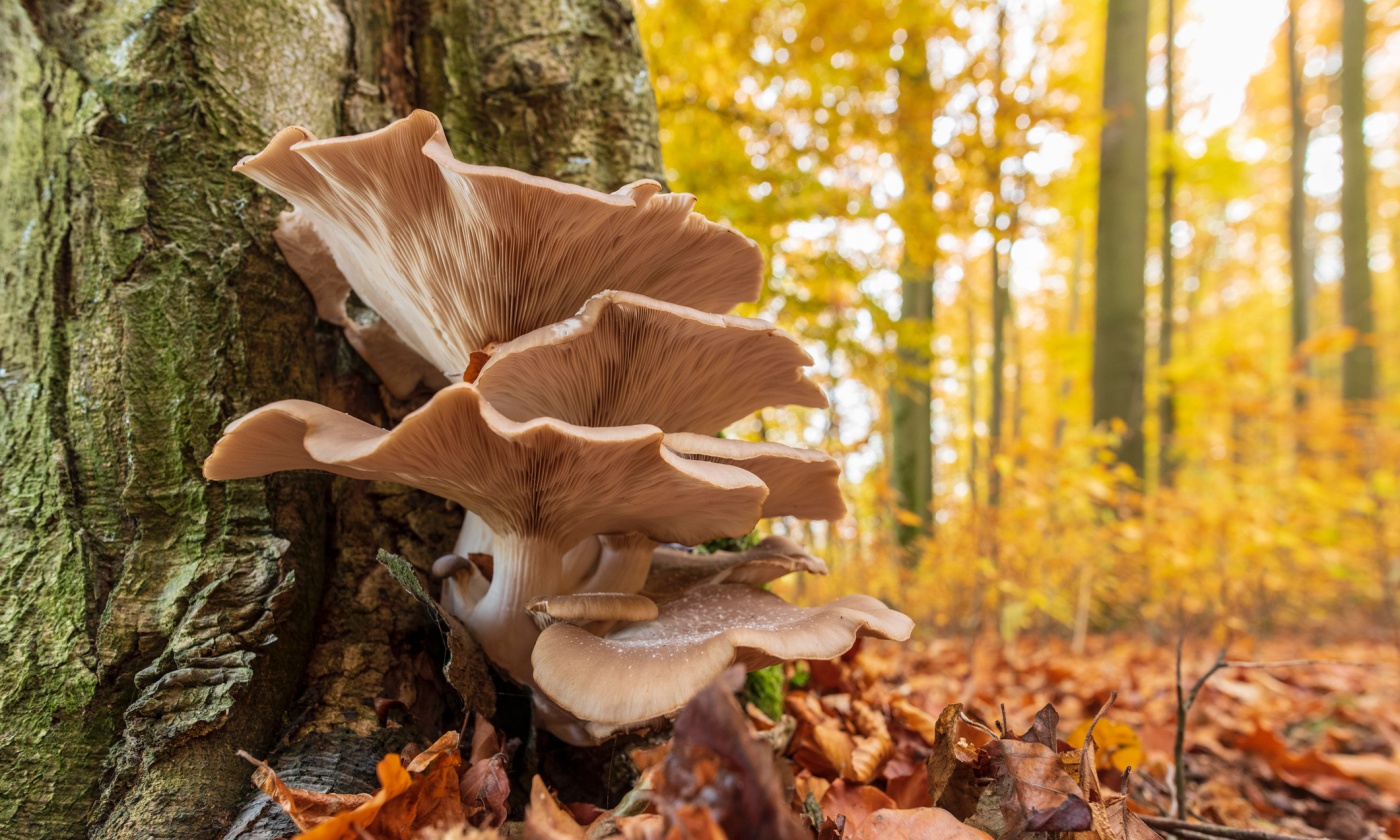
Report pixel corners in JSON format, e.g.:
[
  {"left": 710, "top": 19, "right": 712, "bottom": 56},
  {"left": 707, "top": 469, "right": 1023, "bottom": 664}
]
[{"left": 741, "top": 664, "right": 786, "bottom": 722}]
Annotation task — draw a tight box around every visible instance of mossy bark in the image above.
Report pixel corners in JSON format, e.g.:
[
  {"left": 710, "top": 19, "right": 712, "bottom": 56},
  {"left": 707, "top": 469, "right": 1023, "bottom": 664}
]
[{"left": 0, "top": 0, "right": 662, "bottom": 837}]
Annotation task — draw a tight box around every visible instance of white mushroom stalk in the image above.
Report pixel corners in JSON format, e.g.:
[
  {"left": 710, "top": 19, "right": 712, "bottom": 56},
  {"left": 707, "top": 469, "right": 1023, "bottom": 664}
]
[{"left": 202, "top": 383, "right": 768, "bottom": 684}]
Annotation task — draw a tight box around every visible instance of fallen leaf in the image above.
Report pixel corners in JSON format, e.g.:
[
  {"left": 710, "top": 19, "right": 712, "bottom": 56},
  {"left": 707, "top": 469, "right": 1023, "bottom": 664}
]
[
  {"left": 820, "top": 779, "right": 896, "bottom": 835},
  {"left": 986, "top": 738, "right": 1092, "bottom": 837},
  {"left": 524, "top": 775, "right": 587, "bottom": 840},
  {"left": 239, "top": 752, "right": 373, "bottom": 831},
  {"left": 849, "top": 807, "right": 995, "bottom": 840},
  {"left": 299, "top": 754, "right": 414, "bottom": 840},
  {"left": 1068, "top": 717, "right": 1145, "bottom": 775}
]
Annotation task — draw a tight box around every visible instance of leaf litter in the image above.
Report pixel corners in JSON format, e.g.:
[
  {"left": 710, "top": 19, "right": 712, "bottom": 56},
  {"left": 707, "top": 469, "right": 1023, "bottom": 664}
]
[{"left": 240, "top": 636, "right": 1400, "bottom": 839}]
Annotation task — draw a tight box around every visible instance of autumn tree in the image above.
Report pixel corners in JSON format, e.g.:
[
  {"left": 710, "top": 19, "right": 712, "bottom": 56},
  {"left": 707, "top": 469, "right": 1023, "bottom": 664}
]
[
  {"left": 0, "top": 1, "right": 662, "bottom": 836},
  {"left": 1093, "top": 0, "right": 1150, "bottom": 476},
  {"left": 1340, "top": 0, "right": 1374, "bottom": 406},
  {"left": 1288, "top": 0, "right": 1311, "bottom": 409},
  {"left": 1157, "top": 0, "right": 1179, "bottom": 485}
]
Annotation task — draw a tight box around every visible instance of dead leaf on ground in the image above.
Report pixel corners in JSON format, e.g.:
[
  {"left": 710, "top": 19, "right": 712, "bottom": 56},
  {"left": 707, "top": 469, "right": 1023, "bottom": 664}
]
[{"left": 849, "top": 807, "right": 995, "bottom": 840}]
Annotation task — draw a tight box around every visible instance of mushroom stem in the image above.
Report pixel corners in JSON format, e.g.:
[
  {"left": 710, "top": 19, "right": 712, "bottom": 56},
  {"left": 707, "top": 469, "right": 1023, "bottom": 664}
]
[
  {"left": 466, "top": 531, "right": 567, "bottom": 685},
  {"left": 454, "top": 512, "right": 495, "bottom": 556},
  {"left": 578, "top": 533, "right": 657, "bottom": 594}
]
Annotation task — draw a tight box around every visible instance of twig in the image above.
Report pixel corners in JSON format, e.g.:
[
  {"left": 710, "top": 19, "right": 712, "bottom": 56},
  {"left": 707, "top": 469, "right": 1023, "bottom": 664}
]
[
  {"left": 1171, "top": 643, "right": 1360, "bottom": 819},
  {"left": 1175, "top": 640, "right": 1228, "bottom": 819},
  {"left": 1140, "top": 816, "right": 1326, "bottom": 840}
]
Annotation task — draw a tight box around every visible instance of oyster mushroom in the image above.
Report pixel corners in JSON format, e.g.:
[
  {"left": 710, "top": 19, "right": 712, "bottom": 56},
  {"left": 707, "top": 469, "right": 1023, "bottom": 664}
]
[
  {"left": 531, "top": 584, "right": 913, "bottom": 742},
  {"left": 573, "top": 436, "right": 845, "bottom": 595},
  {"left": 476, "top": 290, "right": 827, "bottom": 431},
  {"left": 202, "top": 383, "right": 769, "bottom": 685},
  {"left": 235, "top": 111, "right": 764, "bottom": 378},
  {"left": 642, "top": 535, "right": 829, "bottom": 599}
]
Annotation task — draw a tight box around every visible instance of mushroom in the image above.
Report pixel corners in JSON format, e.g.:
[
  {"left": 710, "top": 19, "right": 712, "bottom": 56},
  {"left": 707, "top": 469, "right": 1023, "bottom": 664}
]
[
  {"left": 475, "top": 291, "right": 827, "bottom": 431},
  {"left": 571, "top": 437, "right": 845, "bottom": 595},
  {"left": 235, "top": 111, "right": 764, "bottom": 379},
  {"left": 202, "top": 382, "right": 769, "bottom": 685},
  {"left": 274, "top": 208, "right": 448, "bottom": 398},
  {"left": 530, "top": 583, "right": 914, "bottom": 742},
  {"left": 643, "top": 535, "right": 829, "bottom": 599}
]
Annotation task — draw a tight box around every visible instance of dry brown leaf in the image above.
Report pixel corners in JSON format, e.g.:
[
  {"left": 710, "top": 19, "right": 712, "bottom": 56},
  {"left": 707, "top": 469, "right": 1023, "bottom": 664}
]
[
  {"left": 524, "top": 775, "right": 587, "bottom": 840},
  {"left": 820, "top": 779, "right": 897, "bottom": 836},
  {"left": 298, "top": 754, "right": 415, "bottom": 840},
  {"left": 1234, "top": 725, "right": 1373, "bottom": 800},
  {"left": 1074, "top": 698, "right": 1161, "bottom": 840},
  {"left": 848, "top": 807, "right": 995, "bottom": 840},
  {"left": 891, "top": 698, "right": 941, "bottom": 745},
  {"left": 239, "top": 751, "right": 372, "bottom": 831},
  {"left": 986, "top": 738, "right": 1092, "bottom": 838}
]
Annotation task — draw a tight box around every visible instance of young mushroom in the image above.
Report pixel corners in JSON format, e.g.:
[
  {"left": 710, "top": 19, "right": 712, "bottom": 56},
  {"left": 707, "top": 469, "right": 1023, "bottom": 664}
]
[
  {"left": 202, "top": 383, "right": 769, "bottom": 687},
  {"left": 642, "top": 535, "right": 830, "bottom": 599},
  {"left": 235, "top": 111, "right": 764, "bottom": 380},
  {"left": 531, "top": 584, "right": 913, "bottom": 743}
]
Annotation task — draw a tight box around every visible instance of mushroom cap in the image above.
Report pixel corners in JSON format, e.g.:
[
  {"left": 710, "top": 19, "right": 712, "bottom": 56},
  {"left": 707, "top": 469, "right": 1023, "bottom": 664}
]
[
  {"left": 236, "top": 111, "right": 764, "bottom": 373},
  {"left": 531, "top": 584, "right": 913, "bottom": 726},
  {"left": 476, "top": 291, "right": 827, "bottom": 432},
  {"left": 663, "top": 433, "right": 846, "bottom": 520},
  {"left": 274, "top": 209, "right": 447, "bottom": 398},
  {"left": 203, "top": 383, "right": 768, "bottom": 546},
  {"left": 643, "top": 535, "right": 828, "bottom": 598}
]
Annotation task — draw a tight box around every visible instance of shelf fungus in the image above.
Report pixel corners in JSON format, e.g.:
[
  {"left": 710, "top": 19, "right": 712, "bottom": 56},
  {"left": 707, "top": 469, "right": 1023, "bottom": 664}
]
[
  {"left": 203, "top": 383, "right": 768, "bottom": 686},
  {"left": 211, "top": 112, "right": 914, "bottom": 745},
  {"left": 236, "top": 110, "right": 764, "bottom": 380}
]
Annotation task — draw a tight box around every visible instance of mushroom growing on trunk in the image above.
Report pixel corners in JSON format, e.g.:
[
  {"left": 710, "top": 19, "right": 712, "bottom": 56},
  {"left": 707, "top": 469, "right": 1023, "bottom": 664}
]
[{"left": 203, "top": 383, "right": 768, "bottom": 687}]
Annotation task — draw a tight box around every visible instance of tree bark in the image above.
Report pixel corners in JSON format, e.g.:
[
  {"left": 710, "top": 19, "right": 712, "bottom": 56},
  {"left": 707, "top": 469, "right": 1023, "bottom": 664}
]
[
  {"left": 0, "top": 0, "right": 663, "bottom": 837},
  {"left": 1092, "top": 0, "right": 1149, "bottom": 476},
  {"left": 1340, "top": 0, "right": 1374, "bottom": 406}
]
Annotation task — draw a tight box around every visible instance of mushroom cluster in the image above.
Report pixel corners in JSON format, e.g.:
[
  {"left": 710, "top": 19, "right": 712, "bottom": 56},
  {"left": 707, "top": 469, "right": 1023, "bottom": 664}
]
[{"left": 206, "top": 111, "right": 913, "bottom": 744}]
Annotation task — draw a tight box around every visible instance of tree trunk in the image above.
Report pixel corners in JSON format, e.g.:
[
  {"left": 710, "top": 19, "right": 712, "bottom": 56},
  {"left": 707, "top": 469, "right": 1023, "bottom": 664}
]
[
  {"left": 890, "top": 268, "right": 934, "bottom": 551},
  {"left": 0, "top": 1, "right": 662, "bottom": 837},
  {"left": 1340, "top": 0, "right": 1374, "bottom": 406},
  {"left": 988, "top": 0, "right": 1008, "bottom": 510},
  {"left": 889, "top": 26, "right": 937, "bottom": 557},
  {"left": 1157, "top": 0, "right": 1178, "bottom": 487},
  {"left": 1092, "top": 0, "right": 1149, "bottom": 476},
  {"left": 1288, "top": 0, "right": 1311, "bottom": 411}
]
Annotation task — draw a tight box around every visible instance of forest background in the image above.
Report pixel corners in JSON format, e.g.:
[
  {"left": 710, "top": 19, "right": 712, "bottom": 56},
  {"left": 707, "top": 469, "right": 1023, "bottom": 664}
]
[{"left": 634, "top": 0, "right": 1400, "bottom": 645}]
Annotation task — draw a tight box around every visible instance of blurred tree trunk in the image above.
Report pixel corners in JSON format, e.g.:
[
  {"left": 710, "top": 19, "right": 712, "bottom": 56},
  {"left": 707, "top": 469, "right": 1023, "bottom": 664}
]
[
  {"left": 1288, "top": 0, "right": 1311, "bottom": 411},
  {"left": 1340, "top": 0, "right": 1374, "bottom": 406},
  {"left": 1157, "top": 0, "right": 1178, "bottom": 487},
  {"left": 1092, "top": 0, "right": 1149, "bottom": 476},
  {"left": 0, "top": 1, "right": 662, "bottom": 838},
  {"left": 988, "top": 0, "right": 1008, "bottom": 510},
  {"left": 889, "top": 25, "right": 937, "bottom": 557}
]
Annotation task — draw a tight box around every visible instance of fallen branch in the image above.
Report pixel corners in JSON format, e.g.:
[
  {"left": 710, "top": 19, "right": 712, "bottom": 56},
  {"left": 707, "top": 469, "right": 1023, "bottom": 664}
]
[{"left": 1140, "top": 815, "right": 1326, "bottom": 840}]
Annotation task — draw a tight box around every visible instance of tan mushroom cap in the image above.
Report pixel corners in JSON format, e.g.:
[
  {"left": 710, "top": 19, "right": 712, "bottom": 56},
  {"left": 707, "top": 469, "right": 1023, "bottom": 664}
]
[
  {"left": 643, "top": 535, "right": 828, "bottom": 598},
  {"left": 274, "top": 209, "right": 447, "bottom": 398},
  {"left": 476, "top": 291, "right": 827, "bottom": 432},
  {"left": 663, "top": 433, "right": 846, "bottom": 520},
  {"left": 235, "top": 111, "right": 764, "bottom": 374},
  {"left": 532, "top": 584, "right": 913, "bottom": 726},
  {"left": 203, "top": 383, "right": 768, "bottom": 547},
  {"left": 527, "top": 593, "right": 659, "bottom": 624}
]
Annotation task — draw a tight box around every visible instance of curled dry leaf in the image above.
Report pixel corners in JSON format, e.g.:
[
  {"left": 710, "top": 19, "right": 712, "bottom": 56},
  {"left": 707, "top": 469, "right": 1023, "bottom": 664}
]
[
  {"left": 239, "top": 751, "right": 373, "bottom": 830},
  {"left": 849, "top": 701, "right": 894, "bottom": 783},
  {"left": 924, "top": 703, "right": 984, "bottom": 821},
  {"left": 986, "top": 738, "right": 1093, "bottom": 838},
  {"left": 654, "top": 669, "right": 809, "bottom": 840}
]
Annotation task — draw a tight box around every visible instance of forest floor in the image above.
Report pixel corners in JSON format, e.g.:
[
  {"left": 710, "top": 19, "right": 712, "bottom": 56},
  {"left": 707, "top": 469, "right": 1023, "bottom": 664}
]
[{"left": 245, "top": 634, "right": 1400, "bottom": 839}]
